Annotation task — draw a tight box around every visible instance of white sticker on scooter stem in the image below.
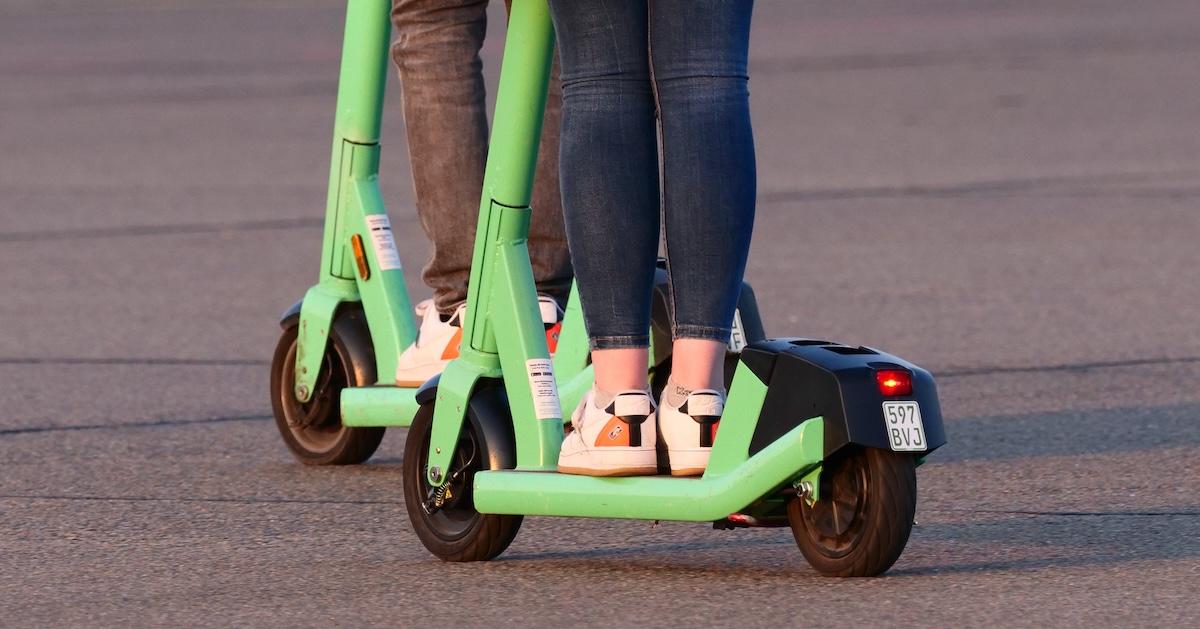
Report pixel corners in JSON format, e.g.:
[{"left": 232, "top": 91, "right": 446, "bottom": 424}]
[
  {"left": 364, "top": 214, "right": 402, "bottom": 271},
  {"left": 728, "top": 308, "right": 747, "bottom": 352},
  {"left": 525, "top": 359, "right": 562, "bottom": 420}
]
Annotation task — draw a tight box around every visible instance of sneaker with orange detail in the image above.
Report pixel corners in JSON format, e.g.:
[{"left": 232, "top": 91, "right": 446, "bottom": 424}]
[
  {"left": 394, "top": 299, "right": 465, "bottom": 387},
  {"left": 557, "top": 389, "right": 658, "bottom": 477},
  {"left": 394, "top": 296, "right": 563, "bottom": 387},
  {"left": 658, "top": 389, "right": 724, "bottom": 476}
]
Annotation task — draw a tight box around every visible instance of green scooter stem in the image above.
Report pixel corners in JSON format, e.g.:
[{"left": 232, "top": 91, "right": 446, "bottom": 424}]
[
  {"left": 293, "top": 0, "right": 417, "bottom": 402},
  {"left": 422, "top": 0, "right": 564, "bottom": 480}
]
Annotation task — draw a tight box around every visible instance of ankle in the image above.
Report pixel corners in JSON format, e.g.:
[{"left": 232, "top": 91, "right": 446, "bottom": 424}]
[
  {"left": 663, "top": 377, "right": 725, "bottom": 408},
  {"left": 592, "top": 347, "right": 651, "bottom": 393},
  {"left": 592, "top": 386, "right": 650, "bottom": 410}
]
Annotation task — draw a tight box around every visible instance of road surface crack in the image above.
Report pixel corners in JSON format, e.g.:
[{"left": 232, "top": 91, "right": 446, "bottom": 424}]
[
  {"left": 0, "top": 414, "right": 268, "bottom": 436},
  {"left": 0, "top": 493, "right": 402, "bottom": 506}
]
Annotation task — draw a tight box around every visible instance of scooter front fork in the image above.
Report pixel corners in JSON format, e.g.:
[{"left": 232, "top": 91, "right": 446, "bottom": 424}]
[
  {"left": 424, "top": 201, "right": 564, "bottom": 485},
  {"left": 293, "top": 141, "right": 419, "bottom": 401}
]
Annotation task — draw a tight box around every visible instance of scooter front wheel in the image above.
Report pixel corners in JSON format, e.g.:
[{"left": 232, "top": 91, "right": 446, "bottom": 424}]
[
  {"left": 269, "top": 322, "right": 384, "bottom": 465},
  {"left": 787, "top": 447, "right": 917, "bottom": 577},
  {"left": 403, "top": 403, "right": 522, "bottom": 562}
]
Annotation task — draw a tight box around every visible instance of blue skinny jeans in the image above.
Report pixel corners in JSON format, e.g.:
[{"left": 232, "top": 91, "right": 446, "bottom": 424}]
[{"left": 546, "top": 0, "right": 756, "bottom": 350}]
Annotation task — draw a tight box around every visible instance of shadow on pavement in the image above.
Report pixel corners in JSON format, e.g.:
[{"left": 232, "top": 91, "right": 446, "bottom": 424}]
[
  {"left": 895, "top": 508, "right": 1200, "bottom": 576},
  {"left": 497, "top": 506, "right": 1199, "bottom": 579}
]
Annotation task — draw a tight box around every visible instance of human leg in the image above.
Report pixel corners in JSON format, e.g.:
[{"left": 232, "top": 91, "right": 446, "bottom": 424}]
[
  {"left": 649, "top": 0, "right": 756, "bottom": 472},
  {"left": 392, "top": 0, "right": 571, "bottom": 312},
  {"left": 391, "top": 0, "right": 491, "bottom": 313},
  {"left": 527, "top": 48, "right": 574, "bottom": 305},
  {"left": 548, "top": 0, "right": 660, "bottom": 351},
  {"left": 547, "top": 0, "right": 660, "bottom": 475},
  {"left": 391, "top": 0, "right": 569, "bottom": 385},
  {"left": 652, "top": 0, "right": 755, "bottom": 389}
]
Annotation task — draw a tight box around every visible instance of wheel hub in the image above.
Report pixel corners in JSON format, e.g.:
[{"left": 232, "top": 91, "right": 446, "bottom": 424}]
[
  {"left": 289, "top": 355, "right": 338, "bottom": 429},
  {"left": 421, "top": 437, "right": 477, "bottom": 515}
]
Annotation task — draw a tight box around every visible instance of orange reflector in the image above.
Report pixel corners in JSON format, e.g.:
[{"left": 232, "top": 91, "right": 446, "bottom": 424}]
[{"left": 350, "top": 234, "right": 370, "bottom": 281}]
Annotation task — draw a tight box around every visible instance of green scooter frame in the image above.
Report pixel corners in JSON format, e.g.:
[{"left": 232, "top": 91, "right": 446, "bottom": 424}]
[{"left": 272, "top": 0, "right": 946, "bottom": 576}]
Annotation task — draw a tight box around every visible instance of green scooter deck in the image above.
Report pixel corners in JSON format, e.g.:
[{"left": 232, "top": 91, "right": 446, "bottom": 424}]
[{"left": 474, "top": 417, "right": 823, "bottom": 521}]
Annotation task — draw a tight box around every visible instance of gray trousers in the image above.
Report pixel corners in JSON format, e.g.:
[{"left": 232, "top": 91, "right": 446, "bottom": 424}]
[{"left": 391, "top": 0, "right": 572, "bottom": 315}]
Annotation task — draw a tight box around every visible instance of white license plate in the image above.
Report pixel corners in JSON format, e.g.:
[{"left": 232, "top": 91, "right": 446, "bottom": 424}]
[{"left": 882, "top": 401, "right": 926, "bottom": 452}]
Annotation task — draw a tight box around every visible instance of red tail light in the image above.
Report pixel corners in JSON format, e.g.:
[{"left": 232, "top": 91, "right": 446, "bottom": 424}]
[{"left": 875, "top": 369, "right": 912, "bottom": 396}]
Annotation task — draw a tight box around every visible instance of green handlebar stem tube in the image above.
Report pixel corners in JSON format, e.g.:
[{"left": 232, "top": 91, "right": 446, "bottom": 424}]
[
  {"left": 298, "top": 0, "right": 420, "bottom": 402},
  {"left": 424, "top": 0, "right": 563, "bottom": 481},
  {"left": 461, "top": 0, "right": 555, "bottom": 355},
  {"left": 332, "top": 0, "right": 389, "bottom": 145},
  {"left": 319, "top": 0, "right": 391, "bottom": 283}
]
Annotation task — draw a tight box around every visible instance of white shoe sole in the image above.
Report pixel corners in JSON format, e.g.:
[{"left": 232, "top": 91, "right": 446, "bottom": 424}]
[
  {"left": 558, "top": 448, "right": 657, "bottom": 477},
  {"left": 667, "top": 448, "right": 711, "bottom": 477},
  {"left": 394, "top": 360, "right": 448, "bottom": 387}
]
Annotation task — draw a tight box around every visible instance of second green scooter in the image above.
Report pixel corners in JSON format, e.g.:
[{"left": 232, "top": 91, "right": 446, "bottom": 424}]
[{"left": 270, "top": 0, "right": 946, "bottom": 577}]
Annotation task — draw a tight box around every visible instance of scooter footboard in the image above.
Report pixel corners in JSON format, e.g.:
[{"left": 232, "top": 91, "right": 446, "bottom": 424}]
[
  {"left": 739, "top": 339, "right": 946, "bottom": 458},
  {"left": 473, "top": 416, "right": 823, "bottom": 521}
]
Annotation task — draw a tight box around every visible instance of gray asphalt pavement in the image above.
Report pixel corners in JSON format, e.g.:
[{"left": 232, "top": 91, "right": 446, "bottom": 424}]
[{"left": 1, "top": 0, "right": 1198, "bottom": 626}]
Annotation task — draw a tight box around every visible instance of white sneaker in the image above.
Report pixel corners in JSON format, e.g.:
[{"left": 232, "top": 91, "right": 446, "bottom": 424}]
[
  {"left": 394, "top": 299, "right": 465, "bottom": 387},
  {"left": 538, "top": 296, "right": 564, "bottom": 354},
  {"left": 394, "top": 296, "right": 563, "bottom": 387},
  {"left": 659, "top": 389, "right": 724, "bottom": 476},
  {"left": 557, "top": 389, "right": 658, "bottom": 477}
]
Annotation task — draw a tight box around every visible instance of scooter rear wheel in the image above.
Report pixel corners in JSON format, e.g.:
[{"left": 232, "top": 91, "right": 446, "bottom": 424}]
[
  {"left": 787, "top": 447, "right": 916, "bottom": 577},
  {"left": 403, "top": 404, "right": 522, "bottom": 562},
  {"left": 269, "top": 323, "right": 384, "bottom": 465}
]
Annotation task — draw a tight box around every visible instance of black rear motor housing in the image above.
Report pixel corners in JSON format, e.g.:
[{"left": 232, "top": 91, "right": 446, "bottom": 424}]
[{"left": 741, "top": 338, "right": 946, "bottom": 458}]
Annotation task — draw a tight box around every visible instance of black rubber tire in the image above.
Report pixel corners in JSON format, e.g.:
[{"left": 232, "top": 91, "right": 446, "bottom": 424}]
[
  {"left": 402, "top": 404, "right": 522, "bottom": 562},
  {"left": 269, "top": 322, "right": 385, "bottom": 465},
  {"left": 787, "top": 448, "right": 917, "bottom": 577}
]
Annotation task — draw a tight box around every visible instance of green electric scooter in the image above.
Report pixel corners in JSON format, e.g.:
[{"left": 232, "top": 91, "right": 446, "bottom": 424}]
[{"left": 270, "top": 0, "right": 946, "bottom": 576}]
